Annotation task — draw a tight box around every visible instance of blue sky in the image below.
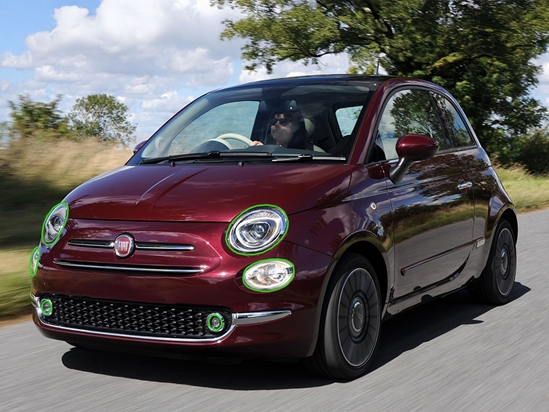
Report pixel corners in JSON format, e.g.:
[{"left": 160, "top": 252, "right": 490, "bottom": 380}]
[{"left": 1, "top": 0, "right": 548, "bottom": 142}]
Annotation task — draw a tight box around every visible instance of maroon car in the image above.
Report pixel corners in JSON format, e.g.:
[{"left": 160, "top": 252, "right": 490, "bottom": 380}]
[{"left": 30, "top": 75, "right": 517, "bottom": 379}]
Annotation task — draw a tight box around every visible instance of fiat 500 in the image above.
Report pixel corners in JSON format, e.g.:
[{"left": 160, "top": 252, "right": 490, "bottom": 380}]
[{"left": 30, "top": 75, "right": 517, "bottom": 379}]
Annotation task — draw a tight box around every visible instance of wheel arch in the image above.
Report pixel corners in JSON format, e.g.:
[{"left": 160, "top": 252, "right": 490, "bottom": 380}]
[
  {"left": 307, "top": 234, "right": 391, "bottom": 357},
  {"left": 342, "top": 242, "right": 389, "bottom": 311},
  {"left": 500, "top": 207, "right": 518, "bottom": 244}
]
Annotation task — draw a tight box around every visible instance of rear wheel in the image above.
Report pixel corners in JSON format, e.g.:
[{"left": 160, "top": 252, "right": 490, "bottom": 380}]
[
  {"left": 305, "top": 254, "right": 381, "bottom": 380},
  {"left": 470, "top": 219, "right": 516, "bottom": 305}
]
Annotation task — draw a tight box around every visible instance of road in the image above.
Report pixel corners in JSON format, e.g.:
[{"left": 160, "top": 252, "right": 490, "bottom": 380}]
[{"left": 1, "top": 210, "right": 548, "bottom": 412}]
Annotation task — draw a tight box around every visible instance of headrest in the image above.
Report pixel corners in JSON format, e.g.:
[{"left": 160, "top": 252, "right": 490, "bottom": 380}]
[{"left": 304, "top": 117, "right": 315, "bottom": 137}]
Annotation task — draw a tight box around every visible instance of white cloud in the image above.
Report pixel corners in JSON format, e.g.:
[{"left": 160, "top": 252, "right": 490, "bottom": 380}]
[
  {"left": 0, "top": 0, "right": 249, "bottom": 138},
  {"left": 2, "top": 0, "right": 243, "bottom": 84},
  {"left": 239, "top": 54, "right": 353, "bottom": 84}
]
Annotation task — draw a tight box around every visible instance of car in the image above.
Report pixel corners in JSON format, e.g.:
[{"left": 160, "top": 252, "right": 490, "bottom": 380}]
[{"left": 30, "top": 75, "right": 517, "bottom": 380}]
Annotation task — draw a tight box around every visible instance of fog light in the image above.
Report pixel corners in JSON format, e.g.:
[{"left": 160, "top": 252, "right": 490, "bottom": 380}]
[
  {"left": 243, "top": 259, "right": 295, "bottom": 292},
  {"left": 40, "top": 299, "right": 53, "bottom": 316},
  {"left": 206, "top": 313, "right": 225, "bottom": 332}
]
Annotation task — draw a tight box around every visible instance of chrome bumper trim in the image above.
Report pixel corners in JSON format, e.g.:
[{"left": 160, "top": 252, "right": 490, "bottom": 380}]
[{"left": 233, "top": 310, "right": 291, "bottom": 325}]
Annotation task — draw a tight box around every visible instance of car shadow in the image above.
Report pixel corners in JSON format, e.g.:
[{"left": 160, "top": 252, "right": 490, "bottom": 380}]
[
  {"left": 61, "top": 282, "right": 530, "bottom": 389},
  {"left": 369, "top": 281, "right": 530, "bottom": 372}
]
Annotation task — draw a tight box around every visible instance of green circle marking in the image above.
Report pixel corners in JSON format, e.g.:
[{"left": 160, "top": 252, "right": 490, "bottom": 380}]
[
  {"left": 41, "top": 201, "right": 69, "bottom": 247},
  {"left": 225, "top": 204, "right": 289, "bottom": 256},
  {"left": 242, "top": 258, "right": 295, "bottom": 293},
  {"left": 206, "top": 313, "right": 225, "bottom": 332},
  {"left": 28, "top": 246, "right": 41, "bottom": 277},
  {"left": 40, "top": 299, "right": 53, "bottom": 316}
]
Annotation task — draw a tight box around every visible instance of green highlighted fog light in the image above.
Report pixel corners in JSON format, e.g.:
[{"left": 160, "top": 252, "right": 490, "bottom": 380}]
[
  {"left": 41, "top": 202, "right": 69, "bottom": 246},
  {"left": 243, "top": 259, "right": 295, "bottom": 292},
  {"left": 29, "top": 246, "right": 40, "bottom": 277},
  {"left": 40, "top": 299, "right": 53, "bottom": 316},
  {"left": 206, "top": 313, "right": 225, "bottom": 332}
]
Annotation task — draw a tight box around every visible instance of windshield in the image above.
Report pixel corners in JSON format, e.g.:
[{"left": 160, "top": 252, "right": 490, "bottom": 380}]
[{"left": 129, "top": 81, "right": 372, "bottom": 165}]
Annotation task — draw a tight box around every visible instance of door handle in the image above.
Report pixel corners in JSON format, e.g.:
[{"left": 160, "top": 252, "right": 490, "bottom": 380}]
[{"left": 457, "top": 181, "right": 473, "bottom": 192}]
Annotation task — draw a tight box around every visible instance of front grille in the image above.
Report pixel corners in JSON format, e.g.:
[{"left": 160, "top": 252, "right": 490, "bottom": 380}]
[{"left": 40, "top": 294, "right": 232, "bottom": 340}]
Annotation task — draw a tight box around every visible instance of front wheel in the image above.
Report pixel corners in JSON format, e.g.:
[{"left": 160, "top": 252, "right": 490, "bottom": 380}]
[
  {"left": 305, "top": 254, "right": 381, "bottom": 380},
  {"left": 470, "top": 219, "right": 517, "bottom": 305}
]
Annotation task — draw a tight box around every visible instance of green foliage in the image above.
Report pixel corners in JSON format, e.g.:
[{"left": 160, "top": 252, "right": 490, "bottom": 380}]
[
  {"left": 7, "top": 94, "right": 70, "bottom": 139},
  {"left": 514, "top": 128, "right": 549, "bottom": 174},
  {"left": 214, "top": 0, "right": 549, "bottom": 158},
  {"left": 67, "top": 94, "right": 136, "bottom": 145}
]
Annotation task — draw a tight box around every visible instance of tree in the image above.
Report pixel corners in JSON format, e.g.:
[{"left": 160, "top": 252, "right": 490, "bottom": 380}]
[
  {"left": 67, "top": 94, "right": 136, "bottom": 145},
  {"left": 7, "top": 94, "right": 69, "bottom": 139},
  {"left": 214, "top": 0, "right": 549, "bottom": 157}
]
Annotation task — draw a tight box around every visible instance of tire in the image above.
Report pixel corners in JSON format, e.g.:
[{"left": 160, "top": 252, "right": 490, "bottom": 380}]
[
  {"left": 305, "top": 254, "right": 382, "bottom": 380},
  {"left": 470, "top": 219, "right": 517, "bottom": 305}
]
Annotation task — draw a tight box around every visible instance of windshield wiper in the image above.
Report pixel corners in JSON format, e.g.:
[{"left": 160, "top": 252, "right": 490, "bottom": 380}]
[
  {"left": 141, "top": 151, "right": 272, "bottom": 165},
  {"left": 272, "top": 153, "right": 346, "bottom": 163}
]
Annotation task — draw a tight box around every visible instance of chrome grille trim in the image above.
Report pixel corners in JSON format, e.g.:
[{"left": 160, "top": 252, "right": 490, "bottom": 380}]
[
  {"left": 68, "top": 239, "right": 195, "bottom": 252},
  {"left": 55, "top": 260, "right": 204, "bottom": 274},
  {"left": 136, "top": 243, "right": 195, "bottom": 251},
  {"left": 68, "top": 239, "right": 113, "bottom": 248}
]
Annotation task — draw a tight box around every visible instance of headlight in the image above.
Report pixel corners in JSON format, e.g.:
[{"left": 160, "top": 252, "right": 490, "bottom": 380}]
[
  {"left": 41, "top": 202, "right": 69, "bottom": 246},
  {"left": 29, "top": 246, "right": 40, "bottom": 277},
  {"left": 226, "top": 205, "right": 288, "bottom": 255},
  {"left": 243, "top": 259, "right": 295, "bottom": 292}
]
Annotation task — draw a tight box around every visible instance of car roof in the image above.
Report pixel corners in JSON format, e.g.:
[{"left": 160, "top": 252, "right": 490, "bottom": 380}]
[{"left": 220, "top": 74, "right": 396, "bottom": 92}]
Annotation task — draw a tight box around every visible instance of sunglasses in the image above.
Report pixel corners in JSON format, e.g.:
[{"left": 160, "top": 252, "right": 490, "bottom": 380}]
[{"left": 270, "top": 117, "right": 292, "bottom": 126}]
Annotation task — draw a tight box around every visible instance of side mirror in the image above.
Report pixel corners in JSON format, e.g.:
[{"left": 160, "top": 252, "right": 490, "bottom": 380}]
[
  {"left": 389, "top": 134, "right": 439, "bottom": 184},
  {"left": 133, "top": 140, "right": 148, "bottom": 154}
]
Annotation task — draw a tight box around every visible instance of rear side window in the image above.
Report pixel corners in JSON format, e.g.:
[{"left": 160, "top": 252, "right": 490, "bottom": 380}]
[
  {"left": 376, "top": 89, "right": 452, "bottom": 160},
  {"left": 432, "top": 93, "right": 475, "bottom": 148}
]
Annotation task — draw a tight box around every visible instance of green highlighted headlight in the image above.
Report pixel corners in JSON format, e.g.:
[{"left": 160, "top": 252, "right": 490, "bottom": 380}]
[
  {"left": 206, "top": 313, "right": 225, "bottom": 332},
  {"left": 41, "top": 202, "right": 69, "bottom": 246},
  {"left": 40, "top": 299, "right": 53, "bottom": 316},
  {"left": 226, "top": 205, "right": 288, "bottom": 256},
  {"left": 29, "top": 246, "right": 40, "bottom": 277},
  {"left": 243, "top": 259, "right": 295, "bottom": 292}
]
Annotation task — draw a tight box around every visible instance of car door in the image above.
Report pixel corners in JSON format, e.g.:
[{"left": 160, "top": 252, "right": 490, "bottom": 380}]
[{"left": 376, "top": 88, "right": 475, "bottom": 300}]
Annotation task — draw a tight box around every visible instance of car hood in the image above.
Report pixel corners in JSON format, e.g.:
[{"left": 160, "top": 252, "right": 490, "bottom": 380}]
[{"left": 65, "top": 164, "right": 352, "bottom": 222}]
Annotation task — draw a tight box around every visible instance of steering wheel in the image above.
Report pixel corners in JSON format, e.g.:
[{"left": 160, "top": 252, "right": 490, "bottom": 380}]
[{"left": 211, "top": 133, "right": 253, "bottom": 149}]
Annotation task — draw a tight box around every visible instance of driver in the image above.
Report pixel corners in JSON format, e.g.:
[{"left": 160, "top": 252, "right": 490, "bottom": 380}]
[{"left": 251, "top": 111, "right": 311, "bottom": 149}]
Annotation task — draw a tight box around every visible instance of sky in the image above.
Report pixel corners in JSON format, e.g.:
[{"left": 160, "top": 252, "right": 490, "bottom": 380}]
[{"left": 1, "top": 0, "right": 549, "bottom": 143}]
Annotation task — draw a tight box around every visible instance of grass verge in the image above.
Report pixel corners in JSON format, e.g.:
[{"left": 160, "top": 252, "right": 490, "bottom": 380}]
[
  {"left": 1, "top": 138, "right": 131, "bottom": 321},
  {"left": 495, "top": 165, "right": 549, "bottom": 212}
]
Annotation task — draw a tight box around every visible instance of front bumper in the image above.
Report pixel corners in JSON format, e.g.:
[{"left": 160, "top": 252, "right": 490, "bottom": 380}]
[{"left": 31, "top": 292, "right": 320, "bottom": 359}]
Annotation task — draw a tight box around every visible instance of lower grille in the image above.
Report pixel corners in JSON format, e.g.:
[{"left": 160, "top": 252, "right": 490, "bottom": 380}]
[{"left": 39, "top": 294, "right": 232, "bottom": 340}]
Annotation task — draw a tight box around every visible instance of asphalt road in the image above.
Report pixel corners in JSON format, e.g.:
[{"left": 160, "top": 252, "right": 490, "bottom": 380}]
[{"left": 1, "top": 210, "right": 548, "bottom": 412}]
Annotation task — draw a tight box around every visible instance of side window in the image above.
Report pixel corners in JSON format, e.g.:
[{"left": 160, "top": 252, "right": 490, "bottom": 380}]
[
  {"left": 376, "top": 89, "right": 452, "bottom": 160},
  {"left": 335, "top": 106, "right": 362, "bottom": 137},
  {"left": 432, "top": 93, "right": 475, "bottom": 148}
]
